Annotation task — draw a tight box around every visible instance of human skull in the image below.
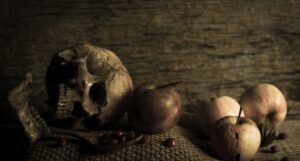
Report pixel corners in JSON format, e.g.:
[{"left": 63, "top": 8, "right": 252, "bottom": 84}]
[{"left": 45, "top": 43, "right": 133, "bottom": 129}]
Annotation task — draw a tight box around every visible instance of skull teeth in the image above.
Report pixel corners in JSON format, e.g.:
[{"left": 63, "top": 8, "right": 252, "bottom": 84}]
[{"left": 55, "top": 84, "right": 74, "bottom": 119}]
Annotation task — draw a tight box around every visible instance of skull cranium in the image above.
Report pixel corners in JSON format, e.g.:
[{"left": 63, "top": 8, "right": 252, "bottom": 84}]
[{"left": 45, "top": 43, "right": 133, "bottom": 129}]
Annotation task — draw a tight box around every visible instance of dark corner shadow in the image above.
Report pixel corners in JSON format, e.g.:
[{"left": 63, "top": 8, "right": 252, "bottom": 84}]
[{"left": 0, "top": 127, "right": 30, "bottom": 161}]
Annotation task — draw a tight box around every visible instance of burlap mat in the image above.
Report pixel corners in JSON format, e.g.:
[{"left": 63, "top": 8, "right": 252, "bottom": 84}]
[
  {"left": 23, "top": 90, "right": 217, "bottom": 161},
  {"left": 26, "top": 125, "right": 218, "bottom": 161},
  {"left": 22, "top": 106, "right": 300, "bottom": 161},
  {"left": 24, "top": 92, "right": 300, "bottom": 160}
]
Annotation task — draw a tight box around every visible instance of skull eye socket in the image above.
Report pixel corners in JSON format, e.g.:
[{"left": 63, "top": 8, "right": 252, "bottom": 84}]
[{"left": 89, "top": 82, "right": 107, "bottom": 106}]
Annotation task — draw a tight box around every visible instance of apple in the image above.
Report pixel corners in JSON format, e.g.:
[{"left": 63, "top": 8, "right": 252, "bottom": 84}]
[
  {"left": 239, "top": 83, "right": 287, "bottom": 127},
  {"left": 239, "top": 83, "right": 287, "bottom": 146},
  {"left": 198, "top": 96, "right": 245, "bottom": 137},
  {"left": 211, "top": 116, "right": 261, "bottom": 161},
  {"left": 127, "top": 81, "right": 183, "bottom": 134}
]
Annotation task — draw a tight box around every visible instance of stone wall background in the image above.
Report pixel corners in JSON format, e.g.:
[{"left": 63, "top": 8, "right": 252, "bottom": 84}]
[{"left": 0, "top": 0, "right": 299, "bottom": 122}]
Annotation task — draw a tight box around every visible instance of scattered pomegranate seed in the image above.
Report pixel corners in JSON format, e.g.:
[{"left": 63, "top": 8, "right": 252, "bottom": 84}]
[
  {"left": 270, "top": 145, "right": 279, "bottom": 153},
  {"left": 127, "top": 131, "right": 136, "bottom": 140},
  {"left": 163, "top": 138, "right": 176, "bottom": 147},
  {"left": 278, "top": 133, "right": 288, "bottom": 140},
  {"left": 118, "top": 135, "right": 127, "bottom": 143},
  {"left": 139, "top": 135, "right": 150, "bottom": 144},
  {"left": 109, "top": 139, "right": 119, "bottom": 145},
  {"left": 58, "top": 138, "right": 68, "bottom": 146},
  {"left": 280, "top": 157, "right": 289, "bottom": 161},
  {"left": 113, "top": 131, "right": 125, "bottom": 138}
]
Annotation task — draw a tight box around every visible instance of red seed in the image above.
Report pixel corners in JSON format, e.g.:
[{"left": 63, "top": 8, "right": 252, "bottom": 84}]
[
  {"left": 113, "top": 131, "right": 125, "bottom": 139},
  {"left": 278, "top": 133, "right": 288, "bottom": 140},
  {"left": 139, "top": 135, "right": 150, "bottom": 144},
  {"left": 58, "top": 138, "right": 68, "bottom": 146},
  {"left": 127, "top": 131, "right": 136, "bottom": 140},
  {"left": 109, "top": 139, "right": 119, "bottom": 145},
  {"left": 118, "top": 135, "right": 127, "bottom": 143},
  {"left": 270, "top": 145, "right": 279, "bottom": 153},
  {"left": 280, "top": 157, "right": 289, "bottom": 161},
  {"left": 163, "top": 138, "right": 176, "bottom": 147}
]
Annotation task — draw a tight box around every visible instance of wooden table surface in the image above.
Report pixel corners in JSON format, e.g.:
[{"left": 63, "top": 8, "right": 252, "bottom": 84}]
[{"left": 254, "top": 119, "right": 300, "bottom": 161}]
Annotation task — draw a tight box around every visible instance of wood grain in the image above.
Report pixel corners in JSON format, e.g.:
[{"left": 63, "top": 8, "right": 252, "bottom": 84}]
[{"left": 0, "top": 0, "right": 299, "bottom": 122}]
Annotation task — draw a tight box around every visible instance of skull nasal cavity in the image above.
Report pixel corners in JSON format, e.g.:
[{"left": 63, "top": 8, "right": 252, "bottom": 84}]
[{"left": 89, "top": 82, "right": 107, "bottom": 105}]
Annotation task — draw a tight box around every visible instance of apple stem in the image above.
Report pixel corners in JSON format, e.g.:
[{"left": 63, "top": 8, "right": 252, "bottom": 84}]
[
  {"left": 157, "top": 80, "right": 185, "bottom": 89},
  {"left": 236, "top": 106, "right": 243, "bottom": 125}
]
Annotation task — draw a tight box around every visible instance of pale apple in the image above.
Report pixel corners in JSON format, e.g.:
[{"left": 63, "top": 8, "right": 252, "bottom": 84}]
[
  {"left": 239, "top": 83, "right": 287, "bottom": 127},
  {"left": 198, "top": 96, "right": 245, "bottom": 137},
  {"left": 211, "top": 116, "right": 261, "bottom": 161}
]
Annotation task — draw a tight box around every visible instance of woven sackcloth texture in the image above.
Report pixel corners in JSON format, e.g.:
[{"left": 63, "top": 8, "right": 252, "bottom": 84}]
[
  {"left": 26, "top": 125, "right": 218, "bottom": 161},
  {"left": 24, "top": 112, "right": 300, "bottom": 161},
  {"left": 22, "top": 92, "right": 300, "bottom": 161}
]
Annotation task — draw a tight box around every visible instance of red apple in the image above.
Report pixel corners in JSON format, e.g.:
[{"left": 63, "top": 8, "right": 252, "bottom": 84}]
[
  {"left": 128, "top": 81, "right": 183, "bottom": 134},
  {"left": 198, "top": 96, "right": 245, "bottom": 137},
  {"left": 211, "top": 116, "right": 261, "bottom": 161}
]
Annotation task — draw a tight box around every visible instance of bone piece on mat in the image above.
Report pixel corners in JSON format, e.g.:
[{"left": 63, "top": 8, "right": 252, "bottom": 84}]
[{"left": 7, "top": 73, "right": 51, "bottom": 143}]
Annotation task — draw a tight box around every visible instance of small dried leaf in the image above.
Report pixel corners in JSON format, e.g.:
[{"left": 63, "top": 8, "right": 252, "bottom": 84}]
[{"left": 260, "top": 119, "right": 276, "bottom": 147}]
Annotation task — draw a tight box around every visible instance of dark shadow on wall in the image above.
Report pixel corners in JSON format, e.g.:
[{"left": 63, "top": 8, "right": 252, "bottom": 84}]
[
  {"left": 0, "top": 0, "right": 113, "bottom": 123},
  {"left": 1, "top": 0, "right": 300, "bottom": 123}
]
